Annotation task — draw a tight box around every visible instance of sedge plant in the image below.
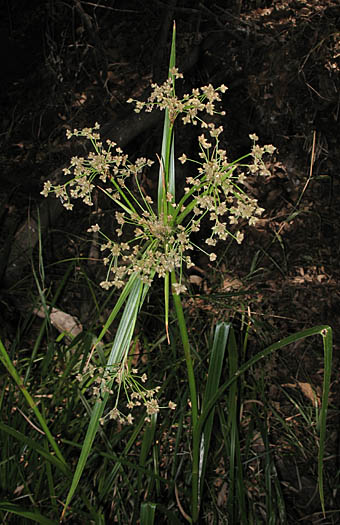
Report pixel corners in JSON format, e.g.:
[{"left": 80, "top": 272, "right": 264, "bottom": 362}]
[
  {"left": 7, "top": 21, "right": 329, "bottom": 523},
  {"left": 40, "top": 23, "right": 273, "bottom": 520}
]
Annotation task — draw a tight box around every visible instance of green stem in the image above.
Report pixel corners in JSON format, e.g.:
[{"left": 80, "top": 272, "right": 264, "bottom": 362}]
[{"left": 171, "top": 271, "right": 199, "bottom": 522}]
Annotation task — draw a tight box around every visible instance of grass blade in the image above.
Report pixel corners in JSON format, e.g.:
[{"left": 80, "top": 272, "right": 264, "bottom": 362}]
[
  {"left": 199, "top": 322, "right": 230, "bottom": 501},
  {"left": 0, "top": 502, "right": 56, "bottom": 524},
  {"left": 198, "top": 325, "right": 332, "bottom": 433},
  {"left": 159, "top": 22, "right": 176, "bottom": 336},
  {"left": 226, "top": 327, "right": 246, "bottom": 522},
  {"left": 140, "top": 502, "right": 156, "bottom": 525},
  {"left": 95, "top": 272, "right": 142, "bottom": 346},
  {"left": 61, "top": 277, "right": 149, "bottom": 521},
  {"left": 158, "top": 20, "right": 176, "bottom": 212},
  {"left": 317, "top": 326, "right": 332, "bottom": 514}
]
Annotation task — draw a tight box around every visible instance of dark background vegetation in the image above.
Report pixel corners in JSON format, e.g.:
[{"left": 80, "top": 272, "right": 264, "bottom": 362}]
[{"left": 0, "top": 0, "right": 339, "bottom": 523}]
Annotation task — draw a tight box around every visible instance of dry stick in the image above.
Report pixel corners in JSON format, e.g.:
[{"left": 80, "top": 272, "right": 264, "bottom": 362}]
[
  {"left": 175, "top": 483, "right": 192, "bottom": 523},
  {"left": 298, "top": 129, "right": 317, "bottom": 206},
  {"left": 17, "top": 407, "right": 45, "bottom": 435},
  {"left": 275, "top": 129, "right": 316, "bottom": 239}
]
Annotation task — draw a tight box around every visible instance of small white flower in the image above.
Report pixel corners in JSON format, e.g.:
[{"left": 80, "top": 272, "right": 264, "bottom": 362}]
[
  {"left": 264, "top": 144, "right": 276, "bottom": 154},
  {"left": 198, "top": 135, "right": 212, "bottom": 149},
  {"left": 172, "top": 283, "right": 187, "bottom": 295},
  {"left": 87, "top": 223, "right": 100, "bottom": 232},
  {"left": 235, "top": 231, "right": 244, "bottom": 244},
  {"left": 219, "top": 84, "right": 228, "bottom": 93}
]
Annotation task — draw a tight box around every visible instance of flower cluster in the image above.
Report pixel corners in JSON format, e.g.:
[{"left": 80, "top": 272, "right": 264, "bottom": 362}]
[
  {"left": 95, "top": 211, "right": 194, "bottom": 289},
  {"left": 41, "top": 123, "right": 153, "bottom": 210},
  {"left": 176, "top": 128, "right": 275, "bottom": 248},
  {"left": 128, "top": 67, "right": 227, "bottom": 125},
  {"left": 41, "top": 70, "right": 275, "bottom": 293},
  {"left": 76, "top": 360, "right": 175, "bottom": 425}
]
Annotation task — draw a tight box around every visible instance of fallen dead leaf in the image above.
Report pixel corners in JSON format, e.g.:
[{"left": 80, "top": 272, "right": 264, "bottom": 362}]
[
  {"left": 220, "top": 274, "right": 242, "bottom": 292},
  {"left": 282, "top": 381, "right": 319, "bottom": 405},
  {"left": 297, "top": 381, "right": 319, "bottom": 405}
]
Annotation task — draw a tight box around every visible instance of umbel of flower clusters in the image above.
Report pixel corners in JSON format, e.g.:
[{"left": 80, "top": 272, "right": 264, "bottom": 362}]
[
  {"left": 41, "top": 68, "right": 275, "bottom": 292},
  {"left": 75, "top": 360, "right": 176, "bottom": 426}
]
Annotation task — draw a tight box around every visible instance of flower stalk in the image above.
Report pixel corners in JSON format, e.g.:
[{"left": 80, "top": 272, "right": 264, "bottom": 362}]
[{"left": 171, "top": 271, "right": 199, "bottom": 521}]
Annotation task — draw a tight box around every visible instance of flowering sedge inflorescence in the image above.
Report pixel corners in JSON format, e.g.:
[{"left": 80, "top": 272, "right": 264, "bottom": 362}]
[
  {"left": 128, "top": 67, "right": 227, "bottom": 126},
  {"left": 42, "top": 67, "right": 275, "bottom": 294},
  {"left": 41, "top": 69, "right": 275, "bottom": 421},
  {"left": 76, "top": 361, "right": 176, "bottom": 425}
]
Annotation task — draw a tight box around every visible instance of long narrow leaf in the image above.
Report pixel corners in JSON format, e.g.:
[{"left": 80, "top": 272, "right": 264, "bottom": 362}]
[
  {"left": 61, "top": 277, "right": 149, "bottom": 521},
  {"left": 139, "top": 413, "right": 158, "bottom": 472},
  {"left": 140, "top": 502, "right": 156, "bottom": 525},
  {"left": 0, "top": 503, "right": 56, "bottom": 525},
  {"left": 159, "top": 22, "right": 176, "bottom": 337},
  {"left": 226, "top": 327, "right": 246, "bottom": 521},
  {"left": 97, "top": 414, "right": 146, "bottom": 498},
  {"left": 318, "top": 326, "right": 332, "bottom": 514},
  {"left": 198, "top": 323, "right": 230, "bottom": 500},
  {"left": 158, "top": 21, "right": 176, "bottom": 212},
  {"left": 95, "top": 272, "right": 141, "bottom": 346}
]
